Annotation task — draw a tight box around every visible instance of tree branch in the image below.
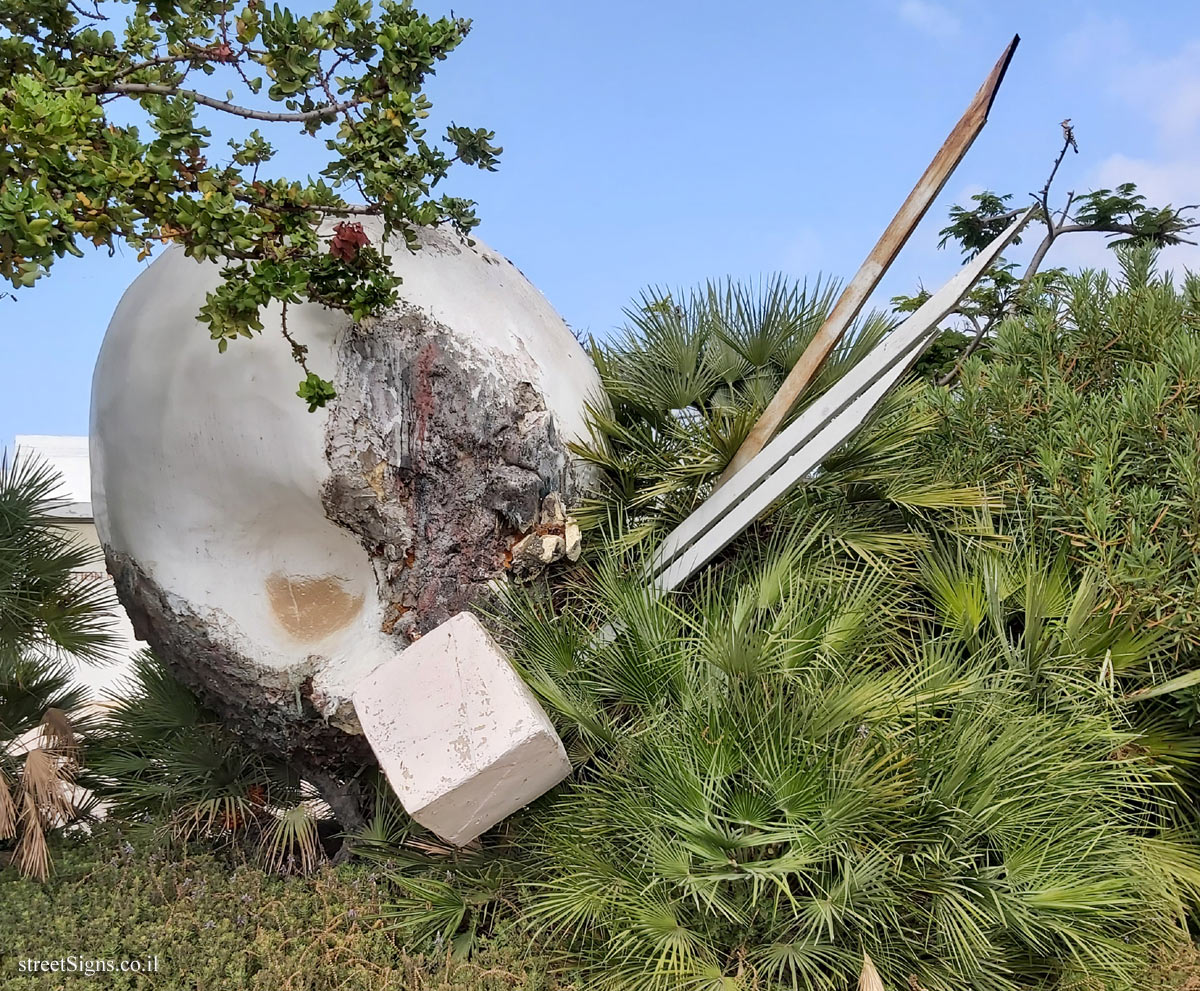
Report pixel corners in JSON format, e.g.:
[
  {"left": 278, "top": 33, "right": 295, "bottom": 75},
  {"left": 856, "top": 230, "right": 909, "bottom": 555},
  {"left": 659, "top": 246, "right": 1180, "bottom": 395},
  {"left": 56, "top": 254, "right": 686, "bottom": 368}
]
[
  {"left": 1057, "top": 190, "right": 1076, "bottom": 228},
  {"left": 937, "top": 311, "right": 996, "bottom": 387},
  {"left": 107, "top": 51, "right": 210, "bottom": 83},
  {"left": 229, "top": 188, "right": 380, "bottom": 216},
  {"left": 87, "top": 82, "right": 380, "bottom": 123},
  {"left": 1018, "top": 133, "right": 1079, "bottom": 291},
  {"left": 1038, "top": 130, "right": 1077, "bottom": 237},
  {"left": 1053, "top": 222, "right": 1198, "bottom": 243},
  {"left": 1022, "top": 229, "right": 1057, "bottom": 285}
]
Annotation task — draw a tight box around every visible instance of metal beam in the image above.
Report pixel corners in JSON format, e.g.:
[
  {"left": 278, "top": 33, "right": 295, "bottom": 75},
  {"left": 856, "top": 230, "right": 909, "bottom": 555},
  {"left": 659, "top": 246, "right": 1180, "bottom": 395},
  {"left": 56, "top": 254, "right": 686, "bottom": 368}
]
[
  {"left": 651, "top": 209, "right": 1033, "bottom": 592},
  {"left": 715, "top": 34, "right": 1020, "bottom": 488}
]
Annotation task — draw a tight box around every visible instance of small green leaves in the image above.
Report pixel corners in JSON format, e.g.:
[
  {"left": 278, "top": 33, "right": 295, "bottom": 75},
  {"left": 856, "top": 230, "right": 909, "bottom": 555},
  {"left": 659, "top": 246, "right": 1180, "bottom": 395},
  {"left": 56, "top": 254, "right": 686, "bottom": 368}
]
[
  {"left": 446, "top": 123, "right": 502, "bottom": 171},
  {"left": 296, "top": 371, "right": 337, "bottom": 412},
  {"left": 1, "top": 0, "right": 498, "bottom": 409}
]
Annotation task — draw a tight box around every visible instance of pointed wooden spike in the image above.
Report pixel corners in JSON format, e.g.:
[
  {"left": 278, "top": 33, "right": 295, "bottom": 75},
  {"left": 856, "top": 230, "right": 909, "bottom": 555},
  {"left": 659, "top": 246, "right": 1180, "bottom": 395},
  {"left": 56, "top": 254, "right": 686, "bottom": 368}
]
[{"left": 715, "top": 34, "right": 1019, "bottom": 488}]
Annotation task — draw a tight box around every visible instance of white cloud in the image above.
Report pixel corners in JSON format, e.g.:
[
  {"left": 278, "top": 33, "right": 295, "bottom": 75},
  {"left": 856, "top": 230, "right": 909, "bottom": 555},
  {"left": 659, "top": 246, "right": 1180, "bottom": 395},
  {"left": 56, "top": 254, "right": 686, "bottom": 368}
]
[
  {"left": 1109, "top": 40, "right": 1200, "bottom": 150},
  {"left": 1092, "top": 154, "right": 1200, "bottom": 212},
  {"left": 897, "top": 0, "right": 961, "bottom": 41}
]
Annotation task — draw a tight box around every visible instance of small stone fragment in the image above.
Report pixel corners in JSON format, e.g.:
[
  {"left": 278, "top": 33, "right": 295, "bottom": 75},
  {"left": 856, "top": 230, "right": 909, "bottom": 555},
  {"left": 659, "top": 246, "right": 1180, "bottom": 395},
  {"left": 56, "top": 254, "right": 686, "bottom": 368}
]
[
  {"left": 541, "top": 492, "right": 567, "bottom": 526},
  {"left": 564, "top": 522, "right": 582, "bottom": 562}
]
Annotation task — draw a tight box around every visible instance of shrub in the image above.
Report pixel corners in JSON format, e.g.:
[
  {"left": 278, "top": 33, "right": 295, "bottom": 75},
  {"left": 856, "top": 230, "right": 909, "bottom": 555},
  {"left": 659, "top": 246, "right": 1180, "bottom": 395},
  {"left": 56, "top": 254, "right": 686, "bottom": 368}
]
[
  {"left": 0, "top": 826, "right": 558, "bottom": 990},
  {"left": 919, "top": 248, "right": 1200, "bottom": 661},
  {"left": 89, "top": 652, "right": 329, "bottom": 873},
  {"left": 368, "top": 267, "right": 1200, "bottom": 990},
  {"left": 378, "top": 536, "right": 1198, "bottom": 991},
  {"left": 917, "top": 248, "right": 1200, "bottom": 790},
  {"left": 575, "top": 276, "right": 985, "bottom": 558}
]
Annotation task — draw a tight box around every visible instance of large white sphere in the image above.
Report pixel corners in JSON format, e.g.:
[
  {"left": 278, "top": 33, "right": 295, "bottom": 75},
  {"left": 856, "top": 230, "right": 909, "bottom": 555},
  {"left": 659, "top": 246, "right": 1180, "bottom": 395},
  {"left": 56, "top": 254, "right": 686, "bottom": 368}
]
[{"left": 90, "top": 224, "right": 602, "bottom": 767}]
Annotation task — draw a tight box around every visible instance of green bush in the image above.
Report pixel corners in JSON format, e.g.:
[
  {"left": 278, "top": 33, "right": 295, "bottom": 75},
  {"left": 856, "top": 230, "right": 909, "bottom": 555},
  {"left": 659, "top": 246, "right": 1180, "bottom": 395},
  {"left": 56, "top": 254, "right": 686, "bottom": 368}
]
[
  {"left": 0, "top": 826, "right": 558, "bottom": 990},
  {"left": 917, "top": 249, "right": 1200, "bottom": 790},
  {"left": 376, "top": 536, "right": 1198, "bottom": 991},
  {"left": 89, "top": 651, "right": 329, "bottom": 872},
  {"left": 919, "top": 248, "right": 1200, "bottom": 661},
  {"left": 2, "top": 454, "right": 118, "bottom": 879},
  {"left": 364, "top": 267, "right": 1200, "bottom": 991}
]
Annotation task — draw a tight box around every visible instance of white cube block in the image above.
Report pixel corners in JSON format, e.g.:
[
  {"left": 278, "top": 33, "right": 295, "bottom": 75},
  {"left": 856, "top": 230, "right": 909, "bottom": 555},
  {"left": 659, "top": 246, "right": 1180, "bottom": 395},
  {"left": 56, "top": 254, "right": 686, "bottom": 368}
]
[{"left": 351, "top": 611, "right": 571, "bottom": 846}]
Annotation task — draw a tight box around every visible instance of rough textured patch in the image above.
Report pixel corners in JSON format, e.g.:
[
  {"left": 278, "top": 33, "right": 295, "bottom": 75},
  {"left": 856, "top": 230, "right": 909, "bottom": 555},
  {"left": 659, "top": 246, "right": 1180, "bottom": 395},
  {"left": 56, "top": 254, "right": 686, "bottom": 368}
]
[{"left": 321, "top": 303, "right": 583, "bottom": 641}]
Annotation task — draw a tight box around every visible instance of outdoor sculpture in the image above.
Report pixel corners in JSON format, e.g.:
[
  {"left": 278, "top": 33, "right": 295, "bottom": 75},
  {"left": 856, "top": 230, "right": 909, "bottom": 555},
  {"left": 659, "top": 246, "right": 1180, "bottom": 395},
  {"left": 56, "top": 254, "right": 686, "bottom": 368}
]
[
  {"left": 92, "top": 38, "right": 1022, "bottom": 845},
  {"left": 91, "top": 223, "right": 601, "bottom": 823}
]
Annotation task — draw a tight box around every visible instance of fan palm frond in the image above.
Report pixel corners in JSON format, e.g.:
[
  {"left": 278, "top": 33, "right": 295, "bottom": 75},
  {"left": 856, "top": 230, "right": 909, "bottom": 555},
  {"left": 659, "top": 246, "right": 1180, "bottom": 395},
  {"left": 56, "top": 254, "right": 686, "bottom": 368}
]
[
  {"left": 90, "top": 651, "right": 327, "bottom": 872},
  {"left": 385, "top": 525, "right": 1192, "bottom": 989},
  {"left": 0, "top": 453, "right": 113, "bottom": 878},
  {"left": 0, "top": 452, "right": 117, "bottom": 666}
]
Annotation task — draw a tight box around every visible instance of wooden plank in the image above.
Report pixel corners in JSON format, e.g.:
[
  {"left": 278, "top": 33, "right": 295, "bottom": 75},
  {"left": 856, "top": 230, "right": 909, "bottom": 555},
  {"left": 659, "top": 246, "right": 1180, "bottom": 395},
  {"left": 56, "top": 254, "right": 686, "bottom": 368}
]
[
  {"left": 651, "top": 209, "right": 1033, "bottom": 591},
  {"left": 714, "top": 34, "right": 1020, "bottom": 488}
]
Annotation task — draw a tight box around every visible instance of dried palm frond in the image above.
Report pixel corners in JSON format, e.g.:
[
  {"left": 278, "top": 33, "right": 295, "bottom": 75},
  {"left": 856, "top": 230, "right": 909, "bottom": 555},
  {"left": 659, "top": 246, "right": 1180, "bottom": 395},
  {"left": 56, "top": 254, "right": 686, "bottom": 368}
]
[
  {"left": 19, "top": 746, "right": 75, "bottom": 824},
  {"left": 1, "top": 455, "right": 116, "bottom": 880},
  {"left": 0, "top": 766, "right": 16, "bottom": 839},
  {"left": 39, "top": 707, "right": 78, "bottom": 757},
  {"left": 859, "top": 952, "right": 885, "bottom": 991},
  {"left": 14, "top": 791, "right": 50, "bottom": 881}
]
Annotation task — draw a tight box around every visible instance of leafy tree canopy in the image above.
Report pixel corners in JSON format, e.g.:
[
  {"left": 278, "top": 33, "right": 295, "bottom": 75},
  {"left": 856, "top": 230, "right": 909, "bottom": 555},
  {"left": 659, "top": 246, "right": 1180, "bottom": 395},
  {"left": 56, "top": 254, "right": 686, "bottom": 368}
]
[
  {"left": 896, "top": 124, "right": 1198, "bottom": 384},
  {"left": 0, "top": 0, "right": 500, "bottom": 405}
]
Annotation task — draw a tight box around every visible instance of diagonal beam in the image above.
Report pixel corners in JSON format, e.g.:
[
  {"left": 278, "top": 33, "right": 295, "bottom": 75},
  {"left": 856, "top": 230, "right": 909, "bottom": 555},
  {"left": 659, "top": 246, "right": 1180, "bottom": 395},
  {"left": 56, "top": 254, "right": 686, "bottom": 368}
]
[
  {"left": 715, "top": 34, "right": 1020, "bottom": 488},
  {"left": 651, "top": 208, "right": 1033, "bottom": 592}
]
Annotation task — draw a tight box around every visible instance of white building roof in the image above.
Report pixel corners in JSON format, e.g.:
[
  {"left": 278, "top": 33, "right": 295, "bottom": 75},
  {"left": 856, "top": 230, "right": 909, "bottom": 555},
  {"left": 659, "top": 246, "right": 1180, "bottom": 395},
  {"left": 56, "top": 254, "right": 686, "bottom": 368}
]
[{"left": 14, "top": 435, "right": 93, "bottom": 520}]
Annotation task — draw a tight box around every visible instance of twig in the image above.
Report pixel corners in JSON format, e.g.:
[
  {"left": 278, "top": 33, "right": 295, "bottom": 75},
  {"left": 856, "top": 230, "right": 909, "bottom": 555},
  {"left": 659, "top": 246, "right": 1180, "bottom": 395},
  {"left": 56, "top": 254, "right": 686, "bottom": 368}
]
[
  {"left": 1057, "top": 190, "right": 1076, "bottom": 228},
  {"left": 229, "top": 188, "right": 379, "bottom": 216},
  {"left": 1038, "top": 130, "right": 1077, "bottom": 238},
  {"left": 1052, "top": 222, "right": 1198, "bottom": 244},
  {"left": 1018, "top": 131, "right": 1078, "bottom": 292},
  {"left": 86, "top": 82, "right": 381, "bottom": 123},
  {"left": 108, "top": 50, "right": 213, "bottom": 83},
  {"left": 279, "top": 302, "right": 310, "bottom": 373},
  {"left": 937, "top": 311, "right": 997, "bottom": 387}
]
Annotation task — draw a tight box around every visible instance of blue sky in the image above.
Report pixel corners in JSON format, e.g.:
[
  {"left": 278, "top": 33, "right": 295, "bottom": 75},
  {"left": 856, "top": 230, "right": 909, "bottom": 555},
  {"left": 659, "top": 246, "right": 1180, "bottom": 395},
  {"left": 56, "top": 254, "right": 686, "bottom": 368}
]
[{"left": 4, "top": 0, "right": 1200, "bottom": 448}]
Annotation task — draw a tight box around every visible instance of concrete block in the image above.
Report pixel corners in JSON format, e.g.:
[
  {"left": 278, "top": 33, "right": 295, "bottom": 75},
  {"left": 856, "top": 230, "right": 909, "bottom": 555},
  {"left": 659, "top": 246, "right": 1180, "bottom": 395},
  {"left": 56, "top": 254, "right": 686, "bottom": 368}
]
[{"left": 352, "top": 611, "right": 571, "bottom": 846}]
